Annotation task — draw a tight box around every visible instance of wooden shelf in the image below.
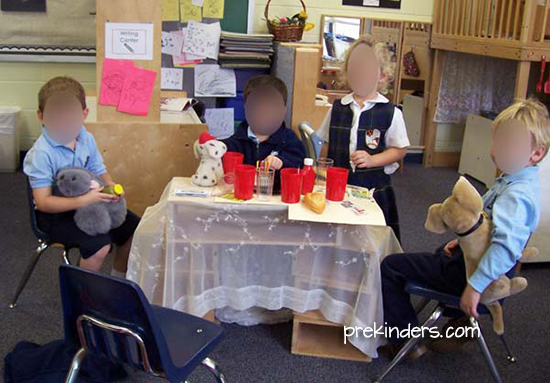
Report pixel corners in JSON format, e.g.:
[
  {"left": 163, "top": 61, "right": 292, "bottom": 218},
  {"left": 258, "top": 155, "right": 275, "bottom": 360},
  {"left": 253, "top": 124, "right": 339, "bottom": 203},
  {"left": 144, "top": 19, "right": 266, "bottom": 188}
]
[{"left": 292, "top": 311, "right": 372, "bottom": 363}]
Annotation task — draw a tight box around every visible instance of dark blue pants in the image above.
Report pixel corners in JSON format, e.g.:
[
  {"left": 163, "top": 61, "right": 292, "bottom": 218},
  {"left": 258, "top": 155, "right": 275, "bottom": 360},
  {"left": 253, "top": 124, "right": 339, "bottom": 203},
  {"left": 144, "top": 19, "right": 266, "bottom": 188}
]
[
  {"left": 381, "top": 244, "right": 517, "bottom": 345},
  {"left": 348, "top": 169, "right": 400, "bottom": 242},
  {"left": 380, "top": 244, "right": 467, "bottom": 345}
]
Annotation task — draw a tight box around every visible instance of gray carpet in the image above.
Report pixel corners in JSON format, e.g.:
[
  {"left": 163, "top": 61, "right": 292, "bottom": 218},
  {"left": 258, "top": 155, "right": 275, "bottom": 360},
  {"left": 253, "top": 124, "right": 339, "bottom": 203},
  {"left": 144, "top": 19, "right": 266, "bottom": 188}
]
[{"left": 1, "top": 165, "right": 549, "bottom": 382}]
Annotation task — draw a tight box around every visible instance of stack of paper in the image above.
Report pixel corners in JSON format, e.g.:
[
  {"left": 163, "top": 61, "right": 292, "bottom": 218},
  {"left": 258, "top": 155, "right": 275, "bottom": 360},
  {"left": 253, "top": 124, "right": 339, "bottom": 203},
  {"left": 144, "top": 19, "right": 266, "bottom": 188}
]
[
  {"left": 99, "top": 58, "right": 157, "bottom": 116},
  {"left": 218, "top": 31, "right": 274, "bottom": 69}
]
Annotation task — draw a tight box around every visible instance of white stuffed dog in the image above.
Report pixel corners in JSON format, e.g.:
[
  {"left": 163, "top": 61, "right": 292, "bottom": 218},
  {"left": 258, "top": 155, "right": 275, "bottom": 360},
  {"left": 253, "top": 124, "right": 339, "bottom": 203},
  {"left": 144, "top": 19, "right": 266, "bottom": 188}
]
[{"left": 192, "top": 132, "right": 227, "bottom": 187}]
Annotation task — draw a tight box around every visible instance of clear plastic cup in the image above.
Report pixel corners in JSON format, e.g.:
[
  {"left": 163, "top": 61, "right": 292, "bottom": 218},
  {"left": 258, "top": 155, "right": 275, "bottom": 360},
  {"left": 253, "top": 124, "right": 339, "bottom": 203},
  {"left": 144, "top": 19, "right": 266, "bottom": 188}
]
[
  {"left": 256, "top": 168, "right": 275, "bottom": 201},
  {"left": 315, "top": 158, "right": 334, "bottom": 192}
]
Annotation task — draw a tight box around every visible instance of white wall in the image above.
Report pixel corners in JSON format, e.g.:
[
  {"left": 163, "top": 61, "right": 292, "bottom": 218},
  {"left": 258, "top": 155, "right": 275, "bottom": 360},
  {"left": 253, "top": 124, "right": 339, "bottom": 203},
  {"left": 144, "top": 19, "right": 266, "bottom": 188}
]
[{"left": 251, "top": 0, "right": 434, "bottom": 43}]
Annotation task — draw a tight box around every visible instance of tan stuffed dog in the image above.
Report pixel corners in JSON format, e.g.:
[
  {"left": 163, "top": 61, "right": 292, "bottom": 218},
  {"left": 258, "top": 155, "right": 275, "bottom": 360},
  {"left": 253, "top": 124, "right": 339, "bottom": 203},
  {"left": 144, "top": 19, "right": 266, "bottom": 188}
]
[{"left": 425, "top": 176, "right": 538, "bottom": 334}]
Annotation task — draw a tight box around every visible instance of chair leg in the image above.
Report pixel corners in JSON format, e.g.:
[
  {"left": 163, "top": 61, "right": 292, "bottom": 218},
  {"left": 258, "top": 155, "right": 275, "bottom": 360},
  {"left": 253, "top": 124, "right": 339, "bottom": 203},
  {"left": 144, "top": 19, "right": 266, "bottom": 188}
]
[
  {"left": 499, "top": 334, "right": 516, "bottom": 363},
  {"left": 470, "top": 317, "right": 503, "bottom": 383},
  {"left": 201, "top": 357, "right": 227, "bottom": 383},
  {"left": 373, "top": 305, "right": 444, "bottom": 383},
  {"left": 64, "top": 348, "right": 87, "bottom": 383},
  {"left": 9, "top": 241, "right": 49, "bottom": 308},
  {"left": 62, "top": 248, "right": 71, "bottom": 265}
]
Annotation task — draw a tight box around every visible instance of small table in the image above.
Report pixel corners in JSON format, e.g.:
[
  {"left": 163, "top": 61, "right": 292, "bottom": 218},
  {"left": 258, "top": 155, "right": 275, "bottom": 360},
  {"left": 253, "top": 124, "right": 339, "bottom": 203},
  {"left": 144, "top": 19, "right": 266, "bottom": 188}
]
[{"left": 127, "top": 177, "right": 402, "bottom": 358}]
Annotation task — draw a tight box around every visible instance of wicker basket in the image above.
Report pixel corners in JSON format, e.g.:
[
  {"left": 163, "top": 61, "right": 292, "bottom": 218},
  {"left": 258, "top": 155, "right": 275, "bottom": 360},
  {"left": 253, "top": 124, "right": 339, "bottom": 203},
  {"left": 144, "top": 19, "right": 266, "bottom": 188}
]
[{"left": 265, "top": 0, "right": 307, "bottom": 42}]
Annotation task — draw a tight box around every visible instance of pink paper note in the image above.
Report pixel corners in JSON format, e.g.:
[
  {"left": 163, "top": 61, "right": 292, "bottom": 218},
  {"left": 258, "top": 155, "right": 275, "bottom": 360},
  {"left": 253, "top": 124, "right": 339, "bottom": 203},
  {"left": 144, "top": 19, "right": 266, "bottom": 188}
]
[
  {"left": 99, "top": 59, "right": 134, "bottom": 106},
  {"left": 117, "top": 66, "right": 157, "bottom": 116}
]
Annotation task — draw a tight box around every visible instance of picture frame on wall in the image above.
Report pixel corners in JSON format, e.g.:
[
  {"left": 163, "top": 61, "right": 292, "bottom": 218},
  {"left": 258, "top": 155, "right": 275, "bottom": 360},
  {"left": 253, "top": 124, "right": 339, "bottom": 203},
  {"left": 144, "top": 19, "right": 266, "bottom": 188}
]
[
  {"left": 1, "top": 0, "right": 46, "bottom": 12},
  {"left": 342, "top": 0, "right": 401, "bottom": 9}
]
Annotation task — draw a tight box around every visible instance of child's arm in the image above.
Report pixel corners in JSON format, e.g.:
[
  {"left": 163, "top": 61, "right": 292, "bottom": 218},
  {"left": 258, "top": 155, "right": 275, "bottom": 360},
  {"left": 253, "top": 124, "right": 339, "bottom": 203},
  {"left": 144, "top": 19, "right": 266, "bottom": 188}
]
[
  {"left": 352, "top": 107, "right": 409, "bottom": 168},
  {"left": 460, "top": 188, "right": 534, "bottom": 317},
  {"left": 269, "top": 130, "right": 306, "bottom": 170},
  {"left": 468, "top": 190, "right": 533, "bottom": 293},
  {"left": 351, "top": 147, "right": 407, "bottom": 169},
  {"left": 32, "top": 186, "right": 117, "bottom": 214},
  {"left": 100, "top": 173, "right": 115, "bottom": 186}
]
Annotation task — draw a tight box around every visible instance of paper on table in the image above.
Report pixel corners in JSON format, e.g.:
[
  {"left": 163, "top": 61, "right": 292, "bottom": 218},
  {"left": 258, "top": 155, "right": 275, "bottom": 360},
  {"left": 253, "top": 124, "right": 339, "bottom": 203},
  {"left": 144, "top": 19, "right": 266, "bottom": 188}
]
[
  {"left": 99, "top": 58, "right": 134, "bottom": 106},
  {"left": 182, "top": 21, "right": 221, "bottom": 60},
  {"left": 117, "top": 66, "right": 157, "bottom": 116},
  {"left": 162, "top": 0, "right": 180, "bottom": 21},
  {"left": 180, "top": 0, "right": 202, "bottom": 23},
  {"left": 203, "top": 0, "right": 224, "bottom": 18},
  {"left": 161, "top": 68, "right": 184, "bottom": 90},
  {"left": 161, "top": 97, "right": 192, "bottom": 112},
  {"left": 288, "top": 197, "right": 387, "bottom": 226},
  {"left": 205, "top": 108, "right": 234, "bottom": 139},
  {"left": 105, "top": 22, "right": 154, "bottom": 61},
  {"left": 194, "top": 64, "right": 236, "bottom": 97},
  {"left": 161, "top": 31, "right": 185, "bottom": 57}
]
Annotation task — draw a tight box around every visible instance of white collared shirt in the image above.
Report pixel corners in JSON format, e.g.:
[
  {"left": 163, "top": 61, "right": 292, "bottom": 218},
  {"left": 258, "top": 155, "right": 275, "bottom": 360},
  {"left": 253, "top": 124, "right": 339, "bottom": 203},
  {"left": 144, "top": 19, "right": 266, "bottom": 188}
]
[{"left": 316, "top": 92, "right": 410, "bottom": 174}]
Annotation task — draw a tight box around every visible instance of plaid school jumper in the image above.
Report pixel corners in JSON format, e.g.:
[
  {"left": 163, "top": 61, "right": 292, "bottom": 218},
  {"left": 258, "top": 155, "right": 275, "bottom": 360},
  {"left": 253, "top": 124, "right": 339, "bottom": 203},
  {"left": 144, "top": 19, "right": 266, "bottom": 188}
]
[{"left": 327, "top": 99, "right": 401, "bottom": 241}]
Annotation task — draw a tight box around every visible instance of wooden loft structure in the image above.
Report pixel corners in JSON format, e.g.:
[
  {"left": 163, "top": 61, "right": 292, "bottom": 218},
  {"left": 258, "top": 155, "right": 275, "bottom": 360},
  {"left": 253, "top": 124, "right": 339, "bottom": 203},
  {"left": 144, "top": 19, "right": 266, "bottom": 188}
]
[{"left": 424, "top": 0, "right": 550, "bottom": 167}]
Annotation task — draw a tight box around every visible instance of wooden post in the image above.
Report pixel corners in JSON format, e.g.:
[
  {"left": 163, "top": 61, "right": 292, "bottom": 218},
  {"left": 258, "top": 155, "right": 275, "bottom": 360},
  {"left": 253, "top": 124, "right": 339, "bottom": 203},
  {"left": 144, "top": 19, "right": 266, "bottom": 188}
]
[
  {"left": 290, "top": 46, "right": 331, "bottom": 134},
  {"left": 514, "top": 60, "right": 531, "bottom": 100},
  {"left": 89, "top": 0, "right": 207, "bottom": 216},
  {"left": 423, "top": 49, "right": 445, "bottom": 168},
  {"left": 95, "top": 0, "right": 162, "bottom": 123}
]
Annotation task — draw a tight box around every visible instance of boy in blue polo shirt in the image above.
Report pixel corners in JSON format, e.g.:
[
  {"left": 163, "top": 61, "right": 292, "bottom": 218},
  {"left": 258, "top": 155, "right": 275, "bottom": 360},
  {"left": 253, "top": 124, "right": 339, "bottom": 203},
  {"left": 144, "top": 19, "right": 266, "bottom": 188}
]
[
  {"left": 23, "top": 76, "right": 140, "bottom": 277},
  {"left": 379, "top": 99, "right": 549, "bottom": 359}
]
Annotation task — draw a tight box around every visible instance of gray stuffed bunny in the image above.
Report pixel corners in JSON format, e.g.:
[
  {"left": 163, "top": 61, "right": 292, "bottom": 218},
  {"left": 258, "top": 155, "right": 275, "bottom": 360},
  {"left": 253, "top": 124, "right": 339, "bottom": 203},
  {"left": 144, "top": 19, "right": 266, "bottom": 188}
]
[{"left": 54, "top": 167, "right": 127, "bottom": 236}]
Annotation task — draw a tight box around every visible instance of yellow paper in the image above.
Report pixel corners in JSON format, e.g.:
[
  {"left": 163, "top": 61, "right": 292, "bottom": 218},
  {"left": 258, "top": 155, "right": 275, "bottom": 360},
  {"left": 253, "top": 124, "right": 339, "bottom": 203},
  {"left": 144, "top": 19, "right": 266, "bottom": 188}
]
[
  {"left": 203, "top": 0, "right": 224, "bottom": 19},
  {"left": 180, "top": 0, "right": 202, "bottom": 23},
  {"left": 161, "top": 0, "right": 180, "bottom": 21}
]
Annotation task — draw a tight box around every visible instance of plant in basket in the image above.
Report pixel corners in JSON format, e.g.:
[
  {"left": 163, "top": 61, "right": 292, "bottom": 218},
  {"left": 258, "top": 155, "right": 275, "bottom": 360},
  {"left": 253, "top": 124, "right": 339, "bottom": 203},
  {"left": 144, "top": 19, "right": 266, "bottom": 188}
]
[{"left": 265, "top": 0, "right": 315, "bottom": 42}]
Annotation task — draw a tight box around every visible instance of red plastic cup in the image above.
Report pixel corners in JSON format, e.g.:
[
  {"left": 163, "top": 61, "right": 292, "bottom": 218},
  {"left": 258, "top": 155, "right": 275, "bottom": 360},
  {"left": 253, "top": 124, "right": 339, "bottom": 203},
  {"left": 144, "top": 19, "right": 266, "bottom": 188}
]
[
  {"left": 223, "top": 152, "right": 244, "bottom": 184},
  {"left": 326, "top": 167, "right": 349, "bottom": 202},
  {"left": 280, "top": 168, "right": 302, "bottom": 204},
  {"left": 234, "top": 164, "right": 256, "bottom": 200}
]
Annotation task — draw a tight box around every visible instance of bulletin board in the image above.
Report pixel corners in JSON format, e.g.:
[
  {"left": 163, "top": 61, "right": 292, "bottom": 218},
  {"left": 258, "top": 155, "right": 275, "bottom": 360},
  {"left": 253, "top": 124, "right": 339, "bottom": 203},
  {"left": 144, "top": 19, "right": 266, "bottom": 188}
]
[
  {"left": 160, "top": 0, "right": 249, "bottom": 103},
  {"left": 0, "top": 0, "right": 248, "bottom": 58},
  {"left": 0, "top": 0, "right": 95, "bottom": 53}
]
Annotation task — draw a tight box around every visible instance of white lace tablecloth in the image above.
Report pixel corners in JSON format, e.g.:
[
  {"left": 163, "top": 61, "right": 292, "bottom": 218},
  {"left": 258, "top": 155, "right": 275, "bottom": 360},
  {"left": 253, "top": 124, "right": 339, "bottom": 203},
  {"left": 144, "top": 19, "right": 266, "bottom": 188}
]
[{"left": 127, "top": 178, "right": 402, "bottom": 358}]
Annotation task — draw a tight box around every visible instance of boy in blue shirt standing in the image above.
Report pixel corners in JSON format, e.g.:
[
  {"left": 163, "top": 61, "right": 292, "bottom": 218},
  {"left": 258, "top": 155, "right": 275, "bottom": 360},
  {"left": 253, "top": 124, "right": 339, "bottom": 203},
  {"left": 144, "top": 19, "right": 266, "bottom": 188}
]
[
  {"left": 23, "top": 76, "right": 140, "bottom": 277},
  {"left": 380, "top": 99, "right": 549, "bottom": 358}
]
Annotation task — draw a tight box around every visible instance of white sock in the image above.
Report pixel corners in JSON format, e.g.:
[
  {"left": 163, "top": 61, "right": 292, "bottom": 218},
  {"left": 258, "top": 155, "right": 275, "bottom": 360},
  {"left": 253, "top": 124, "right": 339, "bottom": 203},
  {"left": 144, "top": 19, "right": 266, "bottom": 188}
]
[{"left": 110, "top": 269, "right": 126, "bottom": 279}]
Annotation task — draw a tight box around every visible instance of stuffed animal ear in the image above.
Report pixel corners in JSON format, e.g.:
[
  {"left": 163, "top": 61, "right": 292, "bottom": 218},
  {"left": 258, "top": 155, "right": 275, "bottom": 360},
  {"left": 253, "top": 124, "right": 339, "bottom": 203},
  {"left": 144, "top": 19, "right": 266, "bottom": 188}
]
[
  {"left": 452, "top": 176, "right": 483, "bottom": 214},
  {"left": 425, "top": 203, "right": 448, "bottom": 234},
  {"left": 90, "top": 180, "right": 101, "bottom": 190},
  {"left": 193, "top": 140, "right": 201, "bottom": 159}
]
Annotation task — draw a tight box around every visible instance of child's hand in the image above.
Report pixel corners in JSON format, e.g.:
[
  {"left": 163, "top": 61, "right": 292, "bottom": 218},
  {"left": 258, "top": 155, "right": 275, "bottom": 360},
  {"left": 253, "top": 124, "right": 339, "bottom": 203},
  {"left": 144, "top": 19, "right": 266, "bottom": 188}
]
[
  {"left": 80, "top": 188, "right": 118, "bottom": 206},
  {"left": 443, "top": 239, "right": 459, "bottom": 257},
  {"left": 266, "top": 155, "right": 283, "bottom": 170},
  {"left": 351, "top": 151, "right": 374, "bottom": 169},
  {"left": 460, "top": 284, "right": 481, "bottom": 318}
]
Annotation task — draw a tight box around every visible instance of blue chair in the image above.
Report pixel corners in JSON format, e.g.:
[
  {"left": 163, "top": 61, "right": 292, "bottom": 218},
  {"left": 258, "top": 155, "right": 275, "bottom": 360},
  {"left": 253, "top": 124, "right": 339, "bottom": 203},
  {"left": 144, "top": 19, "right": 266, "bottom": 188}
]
[
  {"left": 298, "top": 122, "right": 323, "bottom": 161},
  {"left": 374, "top": 283, "right": 516, "bottom": 383},
  {"left": 9, "top": 179, "right": 78, "bottom": 308},
  {"left": 59, "top": 264, "right": 226, "bottom": 383}
]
